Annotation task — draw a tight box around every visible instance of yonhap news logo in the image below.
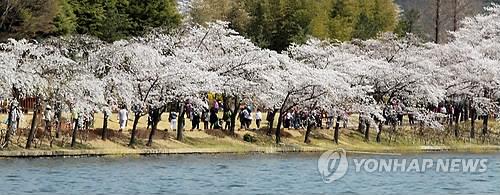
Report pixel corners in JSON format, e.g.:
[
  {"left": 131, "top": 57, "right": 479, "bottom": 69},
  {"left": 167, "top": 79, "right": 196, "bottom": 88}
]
[
  {"left": 317, "top": 148, "right": 349, "bottom": 183},
  {"left": 318, "top": 149, "right": 489, "bottom": 183}
]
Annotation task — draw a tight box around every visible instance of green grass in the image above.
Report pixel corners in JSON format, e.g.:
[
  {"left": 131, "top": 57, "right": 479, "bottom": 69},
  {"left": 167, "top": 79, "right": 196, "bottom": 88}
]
[{"left": 0, "top": 112, "right": 498, "bottom": 155}]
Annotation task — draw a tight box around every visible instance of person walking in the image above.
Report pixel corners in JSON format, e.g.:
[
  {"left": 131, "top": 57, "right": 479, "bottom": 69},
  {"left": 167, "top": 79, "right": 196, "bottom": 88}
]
[
  {"left": 71, "top": 107, "right": 79, "bottom": 130},
  {"left": 191, "top": 109, "right": 200, "bottom": 131},
  {"left": 169, "top": 111, "right": 178, "bottom": 131},
  {"left": 44, "top": 105, "right": 53, "bottom": 134},
  {"left": 266, "top": 109, "right": 276, "bottom": 135},
  {"left": 223, "top": 109, "right": 232, "bottom": 130},
  {"left": 241, "top": 108, "right": 250, "bottom": 129},
  {"left": 246, "top": 108, "right": 252, "bottom": 130},
  {"left": 202, "top": 108, "right": 209, "bottom": 130},
  {"left": 255, "top": 109, "right": 262, "bottom": 130},
  {"left": 209, "top": 108, "right": 219, "bottom": 129},
  {"left": 118, "top": 106, "right": 128, "bottom": 132}
]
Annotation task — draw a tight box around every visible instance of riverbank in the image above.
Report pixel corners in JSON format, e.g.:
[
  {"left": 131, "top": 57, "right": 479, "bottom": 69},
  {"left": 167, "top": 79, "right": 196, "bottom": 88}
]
[
  {"left": 1, "top": 112, "right": 500, "bottom": 158},
  {"left": 1, "top": 127, "right": 499, "bottom": 158},
  {"left": 1, "top": 144, "right": 500, "bottom": 158}
]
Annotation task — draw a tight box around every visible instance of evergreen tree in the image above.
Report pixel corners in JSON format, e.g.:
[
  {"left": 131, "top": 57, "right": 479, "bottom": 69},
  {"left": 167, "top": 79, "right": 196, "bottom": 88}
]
[
  {"left": 53, "top": 0, "right": 77, "bottom": 35},
  {"left": 0, "top": 0, "right": 60, "bottom": 40},
  {"left": 395, "top": 9, "right": 422, "bottom": 37}
]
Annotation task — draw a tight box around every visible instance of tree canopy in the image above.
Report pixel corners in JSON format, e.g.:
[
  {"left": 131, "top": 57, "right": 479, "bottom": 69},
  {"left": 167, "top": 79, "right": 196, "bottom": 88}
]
[
  {"left": 190, "top": 0, "right": 399, "bottom": 51},
  {"left": 0, "top": 0, "right": 182, "bottom": 42}
]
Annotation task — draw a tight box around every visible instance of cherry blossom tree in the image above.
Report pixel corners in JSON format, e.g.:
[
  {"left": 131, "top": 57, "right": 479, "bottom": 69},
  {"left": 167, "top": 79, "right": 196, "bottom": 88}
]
[
  {"left": 434, "top": 4, "right": 500, "bottom": 138},
  {"left": 174, "top": 21, "right": 276, "bottom": 135}
]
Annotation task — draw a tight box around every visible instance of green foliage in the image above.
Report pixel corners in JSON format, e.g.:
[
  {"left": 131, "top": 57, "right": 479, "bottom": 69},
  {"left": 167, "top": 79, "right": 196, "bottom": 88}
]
[
  {"left": 0, "top": 0, "right": 59, "bottom": 40},
  {"left": 70, "top": 0, "right": 182, "bottom": 42},
  {"left": 53, "top": 0, "right": 77, "bottom": 35},
  {"left": 330, "top": 0, "right": 398, "bottom": 41},
  {"left": 190, "top": 0, "right": 250, "bottom": 38},
  {"left": 0, "top": 0, "right": 181, "bottom": 42},
  {"left": 395, "top": 9, "right": 422, "bottom": 37},
  {"left": 190, "top": 0, "right": 399, "bottom": 51},
  {"left": 127, "top": 0, "right": 182, "bottom": 34},
  {"left": 243, "top": 133, "right": 257, "bottom": 143}
]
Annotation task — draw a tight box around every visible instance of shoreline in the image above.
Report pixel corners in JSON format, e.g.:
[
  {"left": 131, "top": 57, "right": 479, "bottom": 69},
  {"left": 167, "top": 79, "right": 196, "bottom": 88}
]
[{"left": 1, "top": 145, "right": 499, "bottom": 158}]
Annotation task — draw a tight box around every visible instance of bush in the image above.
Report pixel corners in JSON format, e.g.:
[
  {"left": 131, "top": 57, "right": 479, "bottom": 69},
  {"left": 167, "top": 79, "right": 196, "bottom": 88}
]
[{"left": 243, "top": 133, "right": 257, "bottom": 143}]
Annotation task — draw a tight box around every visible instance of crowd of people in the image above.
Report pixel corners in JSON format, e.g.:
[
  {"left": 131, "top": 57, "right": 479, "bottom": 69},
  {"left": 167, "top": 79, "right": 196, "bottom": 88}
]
[
  {"left": 3, "top": 97, "right": 496, "bottom": 141},
  {"left": 158, "top": 99, "right": 353, "bottom": 132}
]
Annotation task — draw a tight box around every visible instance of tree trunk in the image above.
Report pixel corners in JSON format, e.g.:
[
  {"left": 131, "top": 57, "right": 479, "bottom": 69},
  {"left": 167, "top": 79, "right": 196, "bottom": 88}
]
[
  {"left": 229, "top": 96, "right": 239, "bottom": 134},
  {"left": 434, "top": 0, "right": 441, "bottom": 43},
  {"left": 267, "top": 116, "right": 274, "bottom": 135},
  {"left": 357, "top": 115, "right": 364, "bottom": 134},
  {"left": 275, "top": 92, "right": 291, "bottom": 144},
  {"left": 176, "top": 103, "right": 185, "bottom": 141},
  {"left": 26, "top": 97, "right": 40, "bottom": 149},
  {"left": 364, "top": 121, "right": 370, "bottom": 142},
  {"left": 334, "top": 116, "right": 340, "bottom": 144},
  {"left": 470, "top": 108, "right": 476, "bottom": 139},
  {"left": 101, "top": 113, "right": 108, "bottom": 140},
  {"left": 148, "top": 107, "right": 165, "bottom": 146},
  {"left": 454, "top": 113, "right": 459, "bottom": 138},
  {"left": 465, "top": 99, "right": 471, "bottom": 121},
  {"left": 304, "top": 123, "right": 313, "bottom": 143},
  {"left": 452, "top": 0, "right": 458, "bottom": 31},
  {"left": 128, "top": 113, "right": 141, "bottom": 147},
  {"left": 275, "top": 112, "right": 283, "bottom": 145},
  {"left": 147, "top": 120, "right": 159, "bottom": 146},
  {"left": 3, "top": 101, "right": 15, "bottom": 147},
  {"left": 55, "top": 110, "right": 62, "bottom": 138},
  {"left": 376, "top": 122, "right": 383, "bottom": 143},
  {"left": 482, "top": 114, "right": 488, "bottom": 136},
  {"left": 71, "top": 119, "right": 78, "bottom": 147}
]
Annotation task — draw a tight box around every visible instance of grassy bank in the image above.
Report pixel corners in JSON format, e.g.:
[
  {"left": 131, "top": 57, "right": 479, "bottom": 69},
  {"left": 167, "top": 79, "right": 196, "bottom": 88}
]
[{"left": 0, "top": 112, "right": 499, "bottom": 158}]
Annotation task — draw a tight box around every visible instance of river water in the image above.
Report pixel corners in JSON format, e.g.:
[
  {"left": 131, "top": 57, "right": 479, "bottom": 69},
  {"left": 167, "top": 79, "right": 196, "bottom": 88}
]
[{"left": 0, "top": 152, "right": 498, "bottom": 194}]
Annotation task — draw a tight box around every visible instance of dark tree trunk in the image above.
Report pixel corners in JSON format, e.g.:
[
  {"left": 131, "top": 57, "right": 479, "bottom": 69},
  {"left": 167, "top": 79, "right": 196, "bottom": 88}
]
[
  {"left": 454, "top": 113, "right": 459, "bottom": 138},
  {"left": 358, "top": 115, "right": 364, "bottom": 134},
  {"left": 470, "top": 108, "right": 476, "bottom": 139},
  {"left": 3, "top": 101, "right": 15, "bottom": 148},
  {"left": 464, "top": 100, "right": 470, "bottom": 121},
  {"left": 275, "top": 112, "right": 283, "bottom": 145},
  {"left": 176, "top": 103, "right": 185, "bottom": 141},
  {"left": 101, "top": 113, "right": 108, "bottom": 140},
  {"left": 147, "top": 120, "right": 159, "bottom": 146},
  {"left": 434, "top": 0, "right": 441, "bottom": 43},
  {"left": 55, "top": 110, "right": 62, "bottom": 138},
  {"left": 304, "top": 123, "right": 313, "bottom": 143},
  {"left": 267, "top": 117, "right": 274, "bottom": 135},
  {"left": 129, "top": 113, "right": 141, "bottom": 147},
  {"left": 275, "top": 92, "right": 291, "bottom": 145},
  {"left": 452, "top": 0, "right": 458, "bottom": 31},
  {"left": 334, "top": 116, "right": 340, "bottom": 144},
  {"left": 376, "top": 122, "right": 383, "bottom": 143},
  {"left": 26, "top": 97, "right": 40, "bottom": 149},
  {"left": 148, "top": 107, "right": 165, "bottom": 146},
  {"left": 229, "top": 96, "right": 239, "bottom": 135},
  {"left": 71, "top": 119, "right": 78, "bottom": 147},
  {"left": 482, "top": 114, "right": 488, "bottom": 136},
  {"left": 364, "top": 121, "right": 370, "bottom": 142}
]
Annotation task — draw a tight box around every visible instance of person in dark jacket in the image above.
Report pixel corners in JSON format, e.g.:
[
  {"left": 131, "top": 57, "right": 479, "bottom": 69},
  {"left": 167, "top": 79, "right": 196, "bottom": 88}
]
[
  {"left": 209, "top": 108, "right": 219, "bottom": 129},
  {"left": 191, "top": 109, "right": 201, "bottom": 131}
]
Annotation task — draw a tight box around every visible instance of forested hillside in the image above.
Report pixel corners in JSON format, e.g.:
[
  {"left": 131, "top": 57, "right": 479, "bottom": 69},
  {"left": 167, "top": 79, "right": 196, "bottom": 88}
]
[
  {"left": 189, "top": 0, "right": 398, "bottom": 51},
  {"left": 0, "top": 0, "right": 181, "bottom": 42},
  {"left": 0, "top": 0, "right": 497, "bottom": 49}
]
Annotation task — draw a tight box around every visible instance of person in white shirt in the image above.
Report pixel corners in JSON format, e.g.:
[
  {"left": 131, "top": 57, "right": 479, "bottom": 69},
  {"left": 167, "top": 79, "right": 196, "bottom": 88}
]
[
  {"left": 44, "top": 105, "right": 53, "bottom": 134},
  {"left": 169, "top": 112, "right": 178, "bottom": 131},
  {"left": 255, "top": 109, "right": 262, "bottom": 129},
  {"left": 118, "top": 106, "right": 128, "bottom": 132}
]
